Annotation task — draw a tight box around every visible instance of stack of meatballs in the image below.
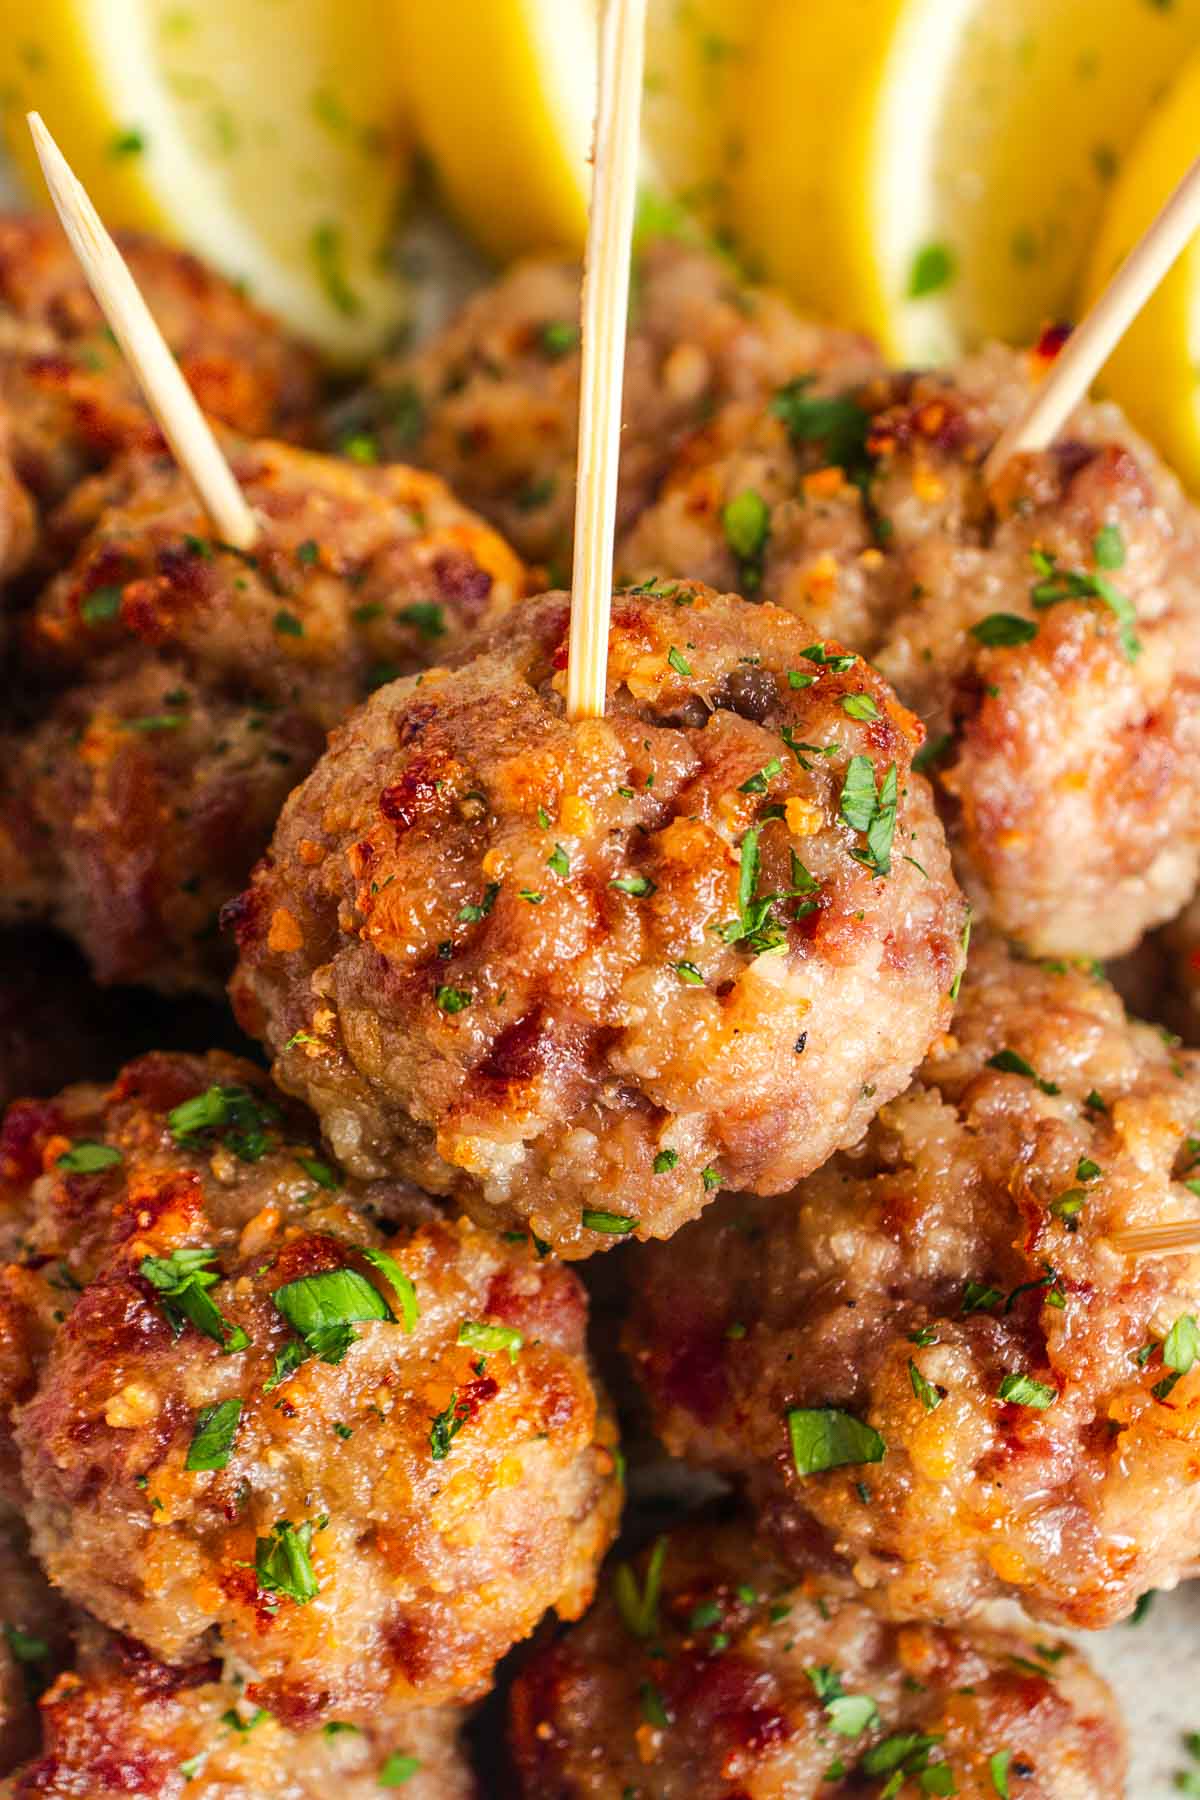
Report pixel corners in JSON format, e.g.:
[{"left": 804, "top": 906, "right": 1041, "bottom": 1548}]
[{"left": 0, "top": 205, "right": 1197, "bottom": 1800}]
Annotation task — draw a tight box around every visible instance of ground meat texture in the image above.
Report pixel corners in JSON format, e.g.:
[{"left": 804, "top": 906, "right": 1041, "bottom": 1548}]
[
  {"left": 508, "top": 1520, "right": 1125, "bottom": 1799},
  {"left": 0, "top": 1513, "right": 71, "bottom": 1778},
  {"left": 6, "top": 1627, "right": 475, "bottom": 1800},
  {"left": 0, "top": 214, "right": 317, "bottom": 520},
  {"left": 626, "top": 936, "right": 1200, "bottom": 1630},
  {"left": 0, "top": 440, "right": 526, "bottom": 993},
  {"left": 621, "top": 341, "right": 1200, "bottom": 960},
  {"left": 226, "top": 584, "right": 966, "bottom": 1256},
  {"left": 2, "top": 1051, "right": 618, "bottom": 1725},
  {"left": 351, "top": 241, "right": 878, "bottom": 568}
]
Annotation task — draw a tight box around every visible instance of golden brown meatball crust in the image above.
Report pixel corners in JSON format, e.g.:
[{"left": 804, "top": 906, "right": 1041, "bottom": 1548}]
[
  {"left": 622, "top": 341, "right": 1200, "bottom": 959},
  {"left": 7, "top": 1627, "right": 474, "bottom": 1799},
  {"left": 227, "top": 584, "right": 966, "bottom": 1256},
  {"left": 0, "top": 441, "right": 526, "bottom": 992},
  {"left": 0, "top": 214, "right": 317, "bottom": 516},
  {"left": 355, "top": 242, "right": 878, "bottom": 568},
  {"left": 627, "top": 936, "right": 1200, "bottom": 1630},
  {"left": 1, "top": 1052, "right": 619, "bottom": 1725},
  {"left": 509, "top": 1521, "right": 1125, "bottom": 1800}
]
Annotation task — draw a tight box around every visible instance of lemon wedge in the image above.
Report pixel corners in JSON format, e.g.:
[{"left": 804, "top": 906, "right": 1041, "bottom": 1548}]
[
  {"left": 0, "top": 0, "right": 411, "bottom": 360},
  {"left": 728, "top": 0, "right": 1200, "bottom": 361},
  {"left": 395, "top": 0, "right": 747, "bottom": 262},
  {"left": 1081, "top": 48, "right": 1200, "bottom": 490}
]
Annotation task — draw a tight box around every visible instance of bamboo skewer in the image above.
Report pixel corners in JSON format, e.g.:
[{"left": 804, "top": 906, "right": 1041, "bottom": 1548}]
[
  {"left": 984, "top": 150, "right": 1200, "bottom": 485},
  {"left": 565, "top": 0, "right": 648, "bottom": 722},
  {"left": 1108, "top": 1220, "right": 1200, "bottom": 1258},
  {"left": 27, "top": 112, "right": 258, "bottom": 550}
]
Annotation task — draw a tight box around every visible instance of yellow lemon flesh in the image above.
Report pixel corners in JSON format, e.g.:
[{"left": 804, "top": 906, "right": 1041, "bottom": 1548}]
[
  {"left": 1082, "top": 46, "right": 1200, "bottom": 491},
  {"left": 395, "top": 0, "right": 748, "bottom": 262},
  {"left": 728, "top": 0, "right": 1200, "bottom": 361},
  {"left": 0, "top": 0, "right": 411, "bottom": 361}
]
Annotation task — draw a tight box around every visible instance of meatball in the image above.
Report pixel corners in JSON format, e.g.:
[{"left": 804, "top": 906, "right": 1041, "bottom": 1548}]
[
  {"left": 2, "top": 1051, "right": 619, "bottom": 1724},
  {"left": 0, "top": 1513, "right": 71, "bottom": 1778},
  {"left": 0, "top": 440, "right": 526, "bottom": 991},
  {"left": 621, "top": 341, "right": 1200, "bottom": 959},
  {"left": 351, "top": 241, "right": 878, "bottom": 567},
  {"left": 626, "top": 935, "right": 1200, "bottom": 1629},
  {"left": 508, "top": 1520, "right": 1125, "bottom": 1799},
  {"left": 0, "top": 214, "right": 317, "bottom": 519},
  {"left": 226, "top": 584, "right": 967, "bottom": 1256},
  {"left": 8, "top": 1626, "right": 474, "bottom": 1799}
]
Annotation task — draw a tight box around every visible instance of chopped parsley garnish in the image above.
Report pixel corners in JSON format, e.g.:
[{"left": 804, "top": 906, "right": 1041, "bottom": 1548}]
[
  {"left": 80, "top": 585, "right": 122, "bottom": 624},
  {"left": 861, "top": 1729, "right": 950, "bottom": 1790},
  {"left": 581, "top": 1209, "right": 639, "bottom": 1235},
  {"left": 985, "top": 1049, "right": 1060, "bottom": 1096},
  {"left": 1152, "top": 1313, "right": 1200, "bottom": 1400},
  {"left": 1093, "top": 523, "right": 1125, "bottom": 569},
  {"left": 1129, "top": 1590, "right": 1155, "bottom": 1625},
  {"left": 458, "top": 883, "right": 500, "bottom": 923},
  {"left": 653, "top": 1149, "right": 679, "bottom": 1174},
  {"left": 614, "top": 1535, "right": 667, "bottom": 1639},
  {"left": 396, "top": 601, "right": 446, "bottom": 640},
  {"left": 263, "top": 1340, "right": 307, "bottom": 1393},
  {"left": 272, "top": 1266, "right": 394, "bottom": 1366},
  {"left": 3, "top": 1624, "right": 49, "bottom": 1664},
  {"left": 667, "top": 645, "right": 694, "bottom": 677},
  {"left": 701, "top": 1166, "right": 723, "bottom": 1190},
  {"left": 739, "top": 755, "right": 783, "bottom": 794},
  {"left": 56, "top": 1141, "right": 121, "bottom": 1174},
  {"left": 908, "top": 1359, "right": 945, "bottom": 1413},
  {"left": 839, "top": 755, "right": 897, "bottom": 876},
  {"left": 457, "top": 1319, "right": 522, "bottom": 1362},
  {"left": 828, "top": 1693, "right": 881, "bottom": 1738},
  {"left": 185, "top": 1398, "right": 243, "bottom": 1471},
  {"left": 546, "top": 843, "right": 571, "bottom": 878},
  {"left": 429, "top": 1392, "right": 472, "bottom": 1460},
  {"left": 361, "top": 1247, "right": 419, "bottom": 1331},
  {"left": 970, "top": 612, "right": 1037, "bottom": 647},
  {"left": 787, "top": 1407, "right": 885, "bottom": 1475},
  {"left": 272, "top": 608, "right": 304, "bottom": 637},
  {"left": 295, "top": 539, "right": 319, "bottom": 566},
  {"left": 297, "top": 1155, "right": 338, "bottom": 1189},
  {"left": 997, "top": 1371, "right": 1057, "bottom": 1409},
  {"left": 434, "top": 986, "right": 472, "bottom": 1013},
  {"left": 771, "top": 379, "right": 871, "bottom": 476},
  {"left": 167, "top": 1084, "right": 280, "bottom": 1162},
  {"left": 800, "top": 641, "right": 857, "bottom": 673},
  {"left": 673, "top": 960, "right": 705, "bottom": 984},
  {"left": 540, "top": 320, "right": 580, "bottom": 358},
  {"left": 908, "top": 241, "right": 955, "bottom": 297},
  {"left": 378, "top": 1754, "right": 421, "bottom": 1787},
  {"left": 1028, "top": 546, "right": 1141, "bottom": 660},
  {"left": 841, "top": 692, "right": 879, "bottom": 720},
  {"left": 139, "top": 1248, "right": 249, "bottom": 1353},
  {"left": 788, "top": 667, "right": 816, "bottom": 689},
  {"left": 310, "top": 221, "right": 361, "bottom": 317},
  {"left": 255, "top": 1516, "right": 321, "bottom": 1605},
  {"left": 610, "top": 873, "right": 656, "bottom": 896},
  {"left": 913, "top": 732, "right": 953, "bottom": 773},
  {"left": 719, "top": 829, "right": 818, "bottom": 955},
  {"left": 639, "top": 1681, "right": 672, "bottom": 1728},
  {"left": 721, "top": 488, "right": 770, "bottom": 592}
]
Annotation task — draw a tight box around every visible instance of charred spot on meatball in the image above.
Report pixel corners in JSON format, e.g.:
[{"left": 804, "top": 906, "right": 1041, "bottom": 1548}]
[{"left": 227, "top": 583, "right": 967, "bottom": 1256}]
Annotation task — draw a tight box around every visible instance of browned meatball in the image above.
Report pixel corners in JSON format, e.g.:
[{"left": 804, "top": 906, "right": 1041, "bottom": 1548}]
[
  {"left": 0, "top": 214, "right": 317, "bottom": 519},
  {"left": 509, "top": 1520, "right": 1125, "bottom": 1799},
  {"left": 0, "top": 441, "right": 526, "bottom": 992},
  {"left": 626, "top": 936, "right": 1200, "bottom": 1630},
  {"left": 227, "top": 584, "right": 967, "bottom": 1256},
  {"left": 351, "top": 241, "right": 878, "bottom": 569},
  {"left": 1, "top": 1052, "right": 619, "bottom": 1725},
  {"left": 0, "top": 1513, "right": 71, "bottom": 1778},
  {"left": 621, "top": 341, "right": 1200, "bottom": 959},
  {"left": 8, "top": 1626, "right": 474, "bottom": 1799}
]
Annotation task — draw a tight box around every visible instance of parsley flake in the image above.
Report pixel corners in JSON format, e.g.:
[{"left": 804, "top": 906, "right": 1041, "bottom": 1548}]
[{"left": 787, "top": 1407, "right": 885, "bottom": 1475}]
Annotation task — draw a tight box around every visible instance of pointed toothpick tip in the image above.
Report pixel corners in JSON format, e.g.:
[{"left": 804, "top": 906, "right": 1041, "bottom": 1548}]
[
  {"left": 985, "top": 148, "right": 1200, "bottom": 486},
  {"left": 565, "top": 0, "right": 649, "bottom": 722},
  {"left": 26, "top": 111, "right": 258, "bottom": 550}
]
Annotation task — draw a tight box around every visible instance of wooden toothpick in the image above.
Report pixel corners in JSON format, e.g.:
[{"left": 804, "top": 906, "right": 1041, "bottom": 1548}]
[
  {"left": 1108, "top": 1220, "right": 1200, "bottom": 1259},
  {"left": 565, "top": 0, "right": 648, "bottom": 722},
  {"left": 985, "top": 150, "right": 1200, "bottom": 486},
  {"left": 27, "top": 112, "right": 258, "bottom": 550}
]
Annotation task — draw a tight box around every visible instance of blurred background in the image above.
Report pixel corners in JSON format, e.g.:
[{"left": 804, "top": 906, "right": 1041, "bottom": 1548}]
[{"left": 5, "top": 0, "right": 1200, "bottom": 483}]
